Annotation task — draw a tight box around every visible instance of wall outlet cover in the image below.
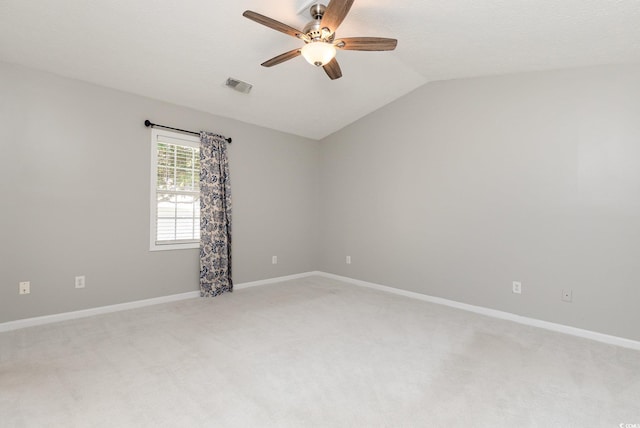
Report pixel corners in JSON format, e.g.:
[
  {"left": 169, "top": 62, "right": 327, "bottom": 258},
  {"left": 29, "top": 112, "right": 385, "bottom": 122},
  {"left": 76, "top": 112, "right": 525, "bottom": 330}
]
[
  {"left": 512, "top": 281, "right": 522, "bottom": 294},
  {"left": 75, "top": 276, "right": 86, "bottom": 289},
  {"left": 19, "top": 281, "right": 30, "bottom": 295}
]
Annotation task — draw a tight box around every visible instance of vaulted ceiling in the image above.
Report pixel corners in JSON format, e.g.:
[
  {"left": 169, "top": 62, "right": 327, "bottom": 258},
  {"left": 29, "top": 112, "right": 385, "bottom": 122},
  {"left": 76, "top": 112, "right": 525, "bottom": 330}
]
[{"left": 1, "top": 0, "right": 639, "bottom": 139}]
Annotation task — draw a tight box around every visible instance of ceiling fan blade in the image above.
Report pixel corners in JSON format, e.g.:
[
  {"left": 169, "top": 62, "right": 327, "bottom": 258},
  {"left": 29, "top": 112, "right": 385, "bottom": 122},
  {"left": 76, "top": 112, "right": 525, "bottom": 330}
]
[
  {"left": 321, "top": 0, "right": 355, "bottom": 34},
  {"left": 261, "top": 49, "right": 302, "bottom": 67},
  {"left": 243, "top": 11, "right": 308, "bottom": 41},
  {"left": 323, "top": 58, "right": 343, "bottom": 80},
  {"left": 334, "top": 37, "right": 398, "bottom": 51}
]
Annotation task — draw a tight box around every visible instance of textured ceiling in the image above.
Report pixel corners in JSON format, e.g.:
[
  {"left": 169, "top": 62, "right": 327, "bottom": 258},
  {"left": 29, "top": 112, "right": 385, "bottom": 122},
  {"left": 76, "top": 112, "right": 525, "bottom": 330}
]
[{"left": 1, "top": 0, "right": 639, "bottom": 140}]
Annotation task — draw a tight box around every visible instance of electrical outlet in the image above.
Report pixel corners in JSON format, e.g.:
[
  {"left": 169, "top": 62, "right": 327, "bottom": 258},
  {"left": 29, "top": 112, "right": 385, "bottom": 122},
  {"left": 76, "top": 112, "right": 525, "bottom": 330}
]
[
  {"left": 561, "top": 289, "right": 572, "bottom": 303},
  {"left": 19, "top": 281, "right": 30, "bottom": 295},
  {"left": 272, "top": 256, "right": 278, "bottom": 265},
  {"left": 512, "top": 281, "right": 522, "bottom": 294},
  {"left": 346, "top": 256, "right": 351, "bottom": 264},
  {"left": 75, "top": 276, "right": 86, "bottom": 289}
]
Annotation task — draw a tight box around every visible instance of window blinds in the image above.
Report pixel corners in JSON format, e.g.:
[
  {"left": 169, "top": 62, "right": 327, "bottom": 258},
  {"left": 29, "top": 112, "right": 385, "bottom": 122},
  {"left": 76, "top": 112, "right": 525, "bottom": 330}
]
[{"left": 155, "top": 136, "right": 200, "bottom": 244}]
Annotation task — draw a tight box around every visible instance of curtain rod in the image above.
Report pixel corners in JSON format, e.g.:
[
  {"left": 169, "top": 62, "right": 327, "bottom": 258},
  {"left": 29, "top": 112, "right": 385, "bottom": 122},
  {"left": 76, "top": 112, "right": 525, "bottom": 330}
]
[{"left": 144, "top": 120, "right": 232, "bottom": 144}]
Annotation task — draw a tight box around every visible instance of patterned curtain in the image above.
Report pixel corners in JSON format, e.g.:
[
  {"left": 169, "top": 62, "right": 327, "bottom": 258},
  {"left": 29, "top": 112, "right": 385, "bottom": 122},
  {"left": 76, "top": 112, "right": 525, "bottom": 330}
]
[{"left": 199, "top": 132, "right": 232, "bottom": 297}]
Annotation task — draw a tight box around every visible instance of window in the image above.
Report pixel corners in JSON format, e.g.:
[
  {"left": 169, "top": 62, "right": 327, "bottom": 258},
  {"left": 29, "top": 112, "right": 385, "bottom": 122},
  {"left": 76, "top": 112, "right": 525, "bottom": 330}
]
[{"left": 150, "top": 128, "right": 200, "bottom": 251}]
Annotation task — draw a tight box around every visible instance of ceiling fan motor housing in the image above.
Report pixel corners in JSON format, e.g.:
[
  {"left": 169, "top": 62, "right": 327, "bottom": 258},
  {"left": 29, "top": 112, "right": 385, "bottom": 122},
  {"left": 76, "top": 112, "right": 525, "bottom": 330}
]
[{"left": 303, "top": 4, "right": 334, "bottom": 41}]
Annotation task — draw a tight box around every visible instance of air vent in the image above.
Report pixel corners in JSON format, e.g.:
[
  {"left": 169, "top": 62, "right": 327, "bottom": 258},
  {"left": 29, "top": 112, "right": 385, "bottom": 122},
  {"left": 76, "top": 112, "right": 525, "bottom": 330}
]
[{"left": 226, "top": 78, "right": 253, "bottom": 94}]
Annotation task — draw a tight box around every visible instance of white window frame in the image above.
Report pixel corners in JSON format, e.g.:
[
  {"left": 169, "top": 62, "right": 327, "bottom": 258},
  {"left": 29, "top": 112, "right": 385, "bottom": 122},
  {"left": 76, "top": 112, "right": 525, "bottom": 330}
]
[{"left": 149, "top": 128, "right": 200, "bottom": 251}]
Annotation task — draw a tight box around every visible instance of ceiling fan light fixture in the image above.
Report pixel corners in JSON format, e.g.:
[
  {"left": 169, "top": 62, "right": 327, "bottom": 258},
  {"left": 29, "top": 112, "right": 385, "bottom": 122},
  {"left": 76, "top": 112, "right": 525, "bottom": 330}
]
[{"left": 301, "top": 41, "right": 336, "bottom": 67}]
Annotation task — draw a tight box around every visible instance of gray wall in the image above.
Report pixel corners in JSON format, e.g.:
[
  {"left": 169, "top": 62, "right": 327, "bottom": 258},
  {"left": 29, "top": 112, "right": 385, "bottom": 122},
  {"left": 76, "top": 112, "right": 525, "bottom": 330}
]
[
  {"left": 0, "top": 62, "right": 319, "bottom": 323},
  {"left": 319, "top": 64, "right": 640, "bottom": 341},
  {"left": 3, "top": 60, "right": 640, "bottom": 343}
]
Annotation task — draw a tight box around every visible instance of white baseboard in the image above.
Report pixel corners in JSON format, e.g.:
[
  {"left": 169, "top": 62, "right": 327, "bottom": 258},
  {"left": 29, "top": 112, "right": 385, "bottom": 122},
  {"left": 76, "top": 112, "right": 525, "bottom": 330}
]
[
  {"left": 4, "top": 270, "right": 639, "bottom": 351},
  {"left": 234, "top": 271, "right": 320, "bottom": 290},
  {"left": 0, "top": 272, "right": 319, "bottom": 333},
  {"left": 0, "top": 291, "right": 200, "bottom": 333},
  {"left": 316, "top": 272, "right": 640, "bottom": 351}
]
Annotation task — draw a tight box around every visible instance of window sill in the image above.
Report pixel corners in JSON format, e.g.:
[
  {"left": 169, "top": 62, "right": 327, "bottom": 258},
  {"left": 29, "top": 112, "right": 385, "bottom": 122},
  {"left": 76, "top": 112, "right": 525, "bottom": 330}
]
[{"left": 149, "top": 242, "right": 200, "bottom": 252}]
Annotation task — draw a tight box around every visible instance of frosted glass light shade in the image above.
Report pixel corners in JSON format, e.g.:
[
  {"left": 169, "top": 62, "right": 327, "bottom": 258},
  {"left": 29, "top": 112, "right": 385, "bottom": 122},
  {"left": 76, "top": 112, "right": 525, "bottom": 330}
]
[{"left": 301, "top": 42, "right": 337, "bottom": 67}]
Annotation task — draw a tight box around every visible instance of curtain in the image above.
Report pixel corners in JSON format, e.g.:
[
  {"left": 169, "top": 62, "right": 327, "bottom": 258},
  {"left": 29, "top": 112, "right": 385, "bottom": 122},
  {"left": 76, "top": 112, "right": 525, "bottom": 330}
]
[{"left": 199, "top": 131, "right": 232, "bottom": 297}]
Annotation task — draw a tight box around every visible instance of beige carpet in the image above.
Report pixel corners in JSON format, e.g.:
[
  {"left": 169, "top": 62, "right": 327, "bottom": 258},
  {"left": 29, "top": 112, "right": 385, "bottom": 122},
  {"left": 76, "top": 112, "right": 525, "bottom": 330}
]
[{"left": 1, "top": 276, "right": 639, "bottom": 427}]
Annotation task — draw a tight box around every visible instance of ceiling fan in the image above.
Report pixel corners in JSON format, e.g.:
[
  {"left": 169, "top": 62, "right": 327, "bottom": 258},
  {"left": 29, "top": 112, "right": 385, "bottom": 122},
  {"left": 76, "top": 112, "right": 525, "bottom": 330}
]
[{"left": 242, "top": 0, "right": 397, "bottom": 80}]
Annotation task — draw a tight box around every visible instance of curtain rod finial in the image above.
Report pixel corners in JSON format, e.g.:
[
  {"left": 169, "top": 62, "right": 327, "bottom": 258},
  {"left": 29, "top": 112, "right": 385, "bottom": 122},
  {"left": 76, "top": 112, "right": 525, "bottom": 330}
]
[{"left": 144, "top": 120, "right": 153, "bottom": 128}]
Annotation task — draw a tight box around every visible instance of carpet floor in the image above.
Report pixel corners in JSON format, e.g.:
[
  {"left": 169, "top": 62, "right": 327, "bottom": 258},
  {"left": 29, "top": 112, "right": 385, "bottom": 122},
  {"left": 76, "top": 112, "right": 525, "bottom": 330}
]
[{"left": 1, "top": 275, "right": 639, "bottom": 427}]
